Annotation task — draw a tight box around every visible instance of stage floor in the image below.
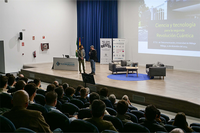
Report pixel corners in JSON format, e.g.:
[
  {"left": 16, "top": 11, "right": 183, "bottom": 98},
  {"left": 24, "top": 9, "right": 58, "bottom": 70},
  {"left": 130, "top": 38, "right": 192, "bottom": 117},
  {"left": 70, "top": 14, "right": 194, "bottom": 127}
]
[{"left": 23, "top": 62, "right": 200, "bottom": 105}]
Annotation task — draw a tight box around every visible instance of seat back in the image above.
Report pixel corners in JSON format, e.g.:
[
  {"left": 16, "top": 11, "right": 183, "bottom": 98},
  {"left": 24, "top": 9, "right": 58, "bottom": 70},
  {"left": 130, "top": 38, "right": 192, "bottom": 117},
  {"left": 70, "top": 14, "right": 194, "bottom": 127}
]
[
  {"left": 128, "top": 106, "right": 138, "bottom": 111},
  {"left": 61, "top": 102, "right": 79, "bottom": 115},
  {"left": 106, "top": 107, "right": 117, "bottom": 116},
  {"left": 123, "top": 122, "right": 150, "bottom": 133},
  {"left": 164, "top": 124, "right": 177, "bottom": 132},
  {"left": 125, "top": 112, "right": 138, "bottom": 123},
  {"left": 160, "top": 113, "right": 170, "bottom": 122},
  {"left": 70, "top": 98, "right": 84, "bottom": 108},
  {"left": 34, "top": 94, "right": 45, "bottom": 106},
  {"left": 45, "top": 111, "right": 70, "bottom": 132},
  {"left": 69, "top": 119, "right": 99, "bottom": 132},
  {"left": 101, "top": 99, "right": 113, "bottom": 108},
  {"left": 101, "top": 130, "right": 118, "bottom": 133},
  {"left": 36, "top": 89, "right": 45, "bottom": 96},
  {"left": 15, "top": 127, "right": 36, "bottom": 133},
  {"left": 84, "top": 102, "right": 90, "bottom": 108},
  {"left": 0, "top": 115, "right": 16, "bottom": 132},
  {"left": 0, "top": 93, "right": 13, "bottom": 109},
  {"left": 78, "top": 108, "right": 92, "bottom": 119},
  {"left": 190, "top": 123, "right": 200, "bottom": 127},
  {"left": 27, "top": 103, "right": 48, "bottom": 115},
  {"left": 191, "top": 126, "right": 200, "bottom": 132},
  {"left": 103, "top": 115, "right": 123, "bottom": 132},
  {"left": 130, "top": 110, "right": 144, "bottom": 120}
]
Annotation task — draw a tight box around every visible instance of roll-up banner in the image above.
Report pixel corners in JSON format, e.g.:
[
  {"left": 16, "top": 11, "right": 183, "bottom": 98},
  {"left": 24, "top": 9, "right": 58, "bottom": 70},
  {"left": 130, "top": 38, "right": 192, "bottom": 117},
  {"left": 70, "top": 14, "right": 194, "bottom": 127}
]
[
  {"left": 100, "top": 38, "right": 112, "bottom": 64},
  {"left": 113, "top": 38, "right": 125, "bottom": 61}
]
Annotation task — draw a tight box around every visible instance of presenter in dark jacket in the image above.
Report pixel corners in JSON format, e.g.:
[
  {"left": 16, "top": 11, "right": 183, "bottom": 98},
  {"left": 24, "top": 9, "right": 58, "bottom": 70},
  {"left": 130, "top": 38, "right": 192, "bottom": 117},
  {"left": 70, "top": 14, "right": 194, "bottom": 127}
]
[{"left": 89, "top": 45, "right": 97, "bottom": 75}]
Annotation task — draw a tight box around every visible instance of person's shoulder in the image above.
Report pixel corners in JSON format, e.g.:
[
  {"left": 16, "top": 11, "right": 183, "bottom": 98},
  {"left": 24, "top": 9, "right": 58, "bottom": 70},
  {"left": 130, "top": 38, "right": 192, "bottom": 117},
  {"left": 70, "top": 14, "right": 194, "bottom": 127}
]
[
  {"left": 102, "top": 119, "right": 113, "bottom": 125},
  {"left": 26, "top": 109, "right": 42, "bottom": 116}
]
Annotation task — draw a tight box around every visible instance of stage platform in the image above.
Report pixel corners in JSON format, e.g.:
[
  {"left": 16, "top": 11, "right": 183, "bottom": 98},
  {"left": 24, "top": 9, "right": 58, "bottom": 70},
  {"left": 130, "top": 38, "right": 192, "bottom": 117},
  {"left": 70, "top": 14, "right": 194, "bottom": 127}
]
[{"left": 21, "top": 62, "right": 200, "bottom": 118}]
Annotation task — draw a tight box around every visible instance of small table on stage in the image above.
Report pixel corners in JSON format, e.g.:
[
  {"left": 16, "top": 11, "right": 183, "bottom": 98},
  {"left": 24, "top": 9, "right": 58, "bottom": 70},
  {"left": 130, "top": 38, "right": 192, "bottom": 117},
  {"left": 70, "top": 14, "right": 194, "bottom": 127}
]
[{"left": 126, "top": 67, "right": 138, "bottom": 77}]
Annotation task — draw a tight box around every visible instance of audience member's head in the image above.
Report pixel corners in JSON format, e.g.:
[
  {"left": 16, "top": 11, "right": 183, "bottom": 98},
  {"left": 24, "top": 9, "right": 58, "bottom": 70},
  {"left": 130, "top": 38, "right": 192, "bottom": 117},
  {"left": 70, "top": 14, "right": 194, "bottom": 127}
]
[
  {"left": 144, "top": 104, "right": 158, "bottom": 121},
  {"left": 91, "top": 99, "right": 106, "bottom": 118},
  {"left": 99, "top": 87, "right": 109, "bottom": 97},
  {"left": 173, "top": 112, "right": 188, "bottom": 129},
  {"left": 89, "top": 92, "right": 100, "bottom": 103},
  {"left": 19, "top": 74, "right": 24, "bottom": 78},
  {"left": 75, "top": 85, "right": 84, "bottom": 95},
  {"left": 34, "top": 78, "right": 41, "bottom": 87},
  {"left": 8, "top": 75, "right": 16, "bottom": 87},
  {"left": 24, "top": 83, "right": 37, "bottom": 101},
  {"left": 109, "top": 94, "right": 116, "bottom": 105},
  {"left": 55, "top": 86, "right": 64, "bottom": 99},
  {"left": 46, "top": 84, "right": 56, "bottom": 92},
  {"left": 0, "top": 76, "right": 8, "bottom": 89},
  {"left": 62, "top": 83, "right": 69, "bottom": 91},
  {"left": 117, "top": 100, "right": 128, "bottom": 115},
  {"left": 6, "top": 73, "right": 12, "bottom": 77},
  {"left": 15, "top": 80, "right": 26, "bottom": 91},
  {"left": 19, "top": 77, "right": 28, "bottom": 84},
  {"left": 65, "top": 87, "right": 75, "bottom": 96},
  {"left": 12, "top": 90, "right": 29, "bottom": 108},
  {"left": 80, "top": 87, "right": 87, "bottom": 98},
  {"left": 45, "top": 91, "right": 58, "bottom": 106},
  {"left": 52, "top": 81, "right": 59, "bottom": 87},
  {"left": 85, "top": 87, "right": 90, "bottom": 95},
  {"left": 122, "top": 95, "right": 129, "bottom": 101},
  {"left": 170, "top": 128, "right": 185, "bottom": 133},
  {"left": 156, "top": 109, "right": 161, "bottom": 119}
]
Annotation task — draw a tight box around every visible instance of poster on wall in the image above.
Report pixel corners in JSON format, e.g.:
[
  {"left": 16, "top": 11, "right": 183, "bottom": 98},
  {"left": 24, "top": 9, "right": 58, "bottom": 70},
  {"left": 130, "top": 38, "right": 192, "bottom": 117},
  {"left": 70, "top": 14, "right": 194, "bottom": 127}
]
[
  {"left": 100, "top": 38, "right": 112, "bottom": 64},
  {"left": 113, "top": 38, "right": 125, "bottom": 60}
]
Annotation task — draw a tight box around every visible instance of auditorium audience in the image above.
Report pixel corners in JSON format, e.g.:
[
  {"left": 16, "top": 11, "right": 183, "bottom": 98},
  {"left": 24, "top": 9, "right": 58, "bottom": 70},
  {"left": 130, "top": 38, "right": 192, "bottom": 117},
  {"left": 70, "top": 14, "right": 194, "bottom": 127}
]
[
  {"left": 170, "top": 128, "right": 185, "bottom": 133},
  {"left": 140, "top": 104, "right": 167, "bottom": 132},
  {"left": 16, "top": 74, "right": 24, "bottom": 81},
  {"left": 99, "top": 87, "right": 113, "bottom": 108},
  {"left": 65, "top": 87, "right": 75, "bottom": 101},
  {"left": 156, "top": 109, "right": 165, "bottom": 126},
  {"left": 87, "top": 92, "right": 110, "bottom": 115},
  {"left": 7, "top": 75, "right": 16, "bottom": 90},
  {"left": 46, "top": 84, "right": 56, "bottom": 92},
  {"left": 78, "top": 87, "right": 89, "bottom": 103},
  {"left": 84, "top": 99, "right": 117, "bottom": 132},
  {"left": 15, "top": 80, "right": 26, "bottom": 91},
  {"left": 0, "top": 76, "right": 8, "bottom": 93},
  {"left": 122, "top": 95, "right": 133, "bottom": 107},
  {"left": 19, "top": 77, "right": 28, "bottom": 84},
  {"left": 2, "top": 90, "right": 52, "bottom": 132},
  {"left": 62, "top": 82, "right": 69, "bottom": 92},
  {"left": 52, "top": 80, "right": 59, "bottom": 87},
  {"left": 55, "top": 86, "right": 67, "bottom": 104},
  {"left": 116, "top": 100, "right": 132, "bottom": 125},
  {"left": 24, "top": 83, "right": 37, "bottom": 104},
  {"left": 75, "top": 85, "right": 84, "bottom": 96},
  {"left": 172, "top": 112, "right": 194, "bottom": 132},
  {"left": 109, "top": 94, "right": 117, "bottom": 109},
  {"left": 34, "top": 78, "right": 43, "bottom": 90}
]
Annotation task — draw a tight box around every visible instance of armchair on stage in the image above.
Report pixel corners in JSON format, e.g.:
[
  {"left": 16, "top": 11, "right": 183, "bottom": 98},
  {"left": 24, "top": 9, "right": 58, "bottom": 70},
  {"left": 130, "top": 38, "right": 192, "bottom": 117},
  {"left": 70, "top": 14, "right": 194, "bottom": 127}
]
[
  {"left": 146, "top": 63, "right": 166, "bottom": 79},
  {"left": 109, "top": 60, "right": 138, "bottom": 74}
]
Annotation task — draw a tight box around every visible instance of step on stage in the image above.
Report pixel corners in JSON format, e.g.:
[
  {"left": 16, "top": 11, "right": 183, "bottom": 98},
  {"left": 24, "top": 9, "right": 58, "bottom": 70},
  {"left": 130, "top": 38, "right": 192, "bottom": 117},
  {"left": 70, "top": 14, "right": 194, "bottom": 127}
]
[{"left": 21, "top": 62, "right": 200, "bottom": 118}]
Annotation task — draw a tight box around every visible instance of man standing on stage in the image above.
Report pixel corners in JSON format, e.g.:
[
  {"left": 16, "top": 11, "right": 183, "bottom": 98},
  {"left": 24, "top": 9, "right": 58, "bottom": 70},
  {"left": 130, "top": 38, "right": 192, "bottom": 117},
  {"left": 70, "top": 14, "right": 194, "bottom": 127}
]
[
  {"left": 89, "top": 45, "right": 97, "bottom": 75},
  {"left": 78, "top": 45, "right": 86, "bottom": 74}
]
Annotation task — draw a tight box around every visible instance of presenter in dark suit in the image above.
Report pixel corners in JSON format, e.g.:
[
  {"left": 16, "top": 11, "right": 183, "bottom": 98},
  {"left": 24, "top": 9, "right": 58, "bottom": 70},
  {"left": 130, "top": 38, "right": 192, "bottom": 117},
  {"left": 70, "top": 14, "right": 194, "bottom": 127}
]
[{"left": 89, "top": 45, "right": 97, "bottom": 75}]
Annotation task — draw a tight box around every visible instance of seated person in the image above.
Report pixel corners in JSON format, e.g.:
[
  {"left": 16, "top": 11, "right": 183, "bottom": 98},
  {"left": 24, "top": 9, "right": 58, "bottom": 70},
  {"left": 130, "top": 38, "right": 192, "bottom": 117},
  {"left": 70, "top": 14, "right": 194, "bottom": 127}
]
[
  {"left": 116, "top": 100, "right": 132, "bottom": 125},
  {"left": 172, "top": 112, "right": 194, "bottom": 133},
  {"left": 9, "top": 80, "right": 26, "bottom": 93},
  {"left": 55, "top": 86, "right": 68, "bottom": 104},
  {"left": 15, "top": 74, "right": 24, "bottom": 82},
  {"left": 46, "top": 84, "right": 56, "bottom": 92},
  {"left": 19, "top": 77, "right": 28, "bottom": 84},
  {"left": 2, "top": 90, "right": 52, "bottom": 132},
  {"left": 24, "top": 83, "right": 37, "bottom": 104},
  {"left": 62, "top": 83, "right": 69, "bottom": 92},
  {"left": 122, "top": 95, "right": 132, "bottom": 107},
  {"left": 155, "top": 109, "right": 165, "bottom": 126},
  {"left": 99, "top": 87, "right": 113, "bottom": 108},
  {"left": 7, "top": 75, "right": 16, "bottom": 90},
  {"left": 64, "top": 87, "right": 75, "bottom": 101},
  {"left": 44, "top": 91, "right": 77, "bottom": 122},
  {"left": 0, "top": 76, "right": 8, "bottom": 93},
  {"left": 34, "top": 78, "right": 43, "bottom": 90},
  {"left": 140, "top": 105, "right": 167, "bottom": 132},
  {"left": 109, "top": 94, "right": 117, "bottom": 110},
  {"left": 87, "top": 92, "right": 109, "bottom": 115},
  {"left": 74, "top": 85, "right": 84, "bottom": 96},
  {"left": 52, "top": 81, "right": 59, "bottom": 87},
  {"left": 84, "top": 100, "right": 117, "bottom": 132},
  {"left": 77, "top": 87, "right": 89, "bottom": 103}
]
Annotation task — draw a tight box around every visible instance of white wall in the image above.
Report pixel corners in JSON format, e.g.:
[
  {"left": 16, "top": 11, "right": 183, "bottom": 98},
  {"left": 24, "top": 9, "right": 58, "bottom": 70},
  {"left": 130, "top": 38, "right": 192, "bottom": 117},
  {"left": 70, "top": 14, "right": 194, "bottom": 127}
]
[
  {"left": 0, "top": 0, "right": 77, "bottom": 73},
  {"left": 118, "top": 0, "right": 200, "bottom": 72}
]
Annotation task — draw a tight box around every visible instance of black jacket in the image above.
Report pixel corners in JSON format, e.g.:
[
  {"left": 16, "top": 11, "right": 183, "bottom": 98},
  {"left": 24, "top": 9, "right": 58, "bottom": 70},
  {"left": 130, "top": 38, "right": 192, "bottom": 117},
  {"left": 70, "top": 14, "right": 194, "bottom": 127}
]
[{"left": 89, "top": 49, "right": 98, "bottom": 61}]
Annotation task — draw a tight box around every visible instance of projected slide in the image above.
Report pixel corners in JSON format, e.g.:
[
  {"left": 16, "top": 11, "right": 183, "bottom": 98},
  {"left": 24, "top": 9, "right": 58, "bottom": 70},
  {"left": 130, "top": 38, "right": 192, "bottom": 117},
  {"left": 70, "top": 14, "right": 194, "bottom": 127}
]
[{"left": 138, "top": 0, "right": 200, "bottom": 57}]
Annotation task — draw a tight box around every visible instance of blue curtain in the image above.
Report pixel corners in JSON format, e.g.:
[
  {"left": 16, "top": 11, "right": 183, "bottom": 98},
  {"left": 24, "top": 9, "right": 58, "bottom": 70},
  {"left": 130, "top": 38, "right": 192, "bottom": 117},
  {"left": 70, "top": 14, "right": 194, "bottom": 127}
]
[{"left": 77, "top": 0, "right": 118, "bottom": 62}]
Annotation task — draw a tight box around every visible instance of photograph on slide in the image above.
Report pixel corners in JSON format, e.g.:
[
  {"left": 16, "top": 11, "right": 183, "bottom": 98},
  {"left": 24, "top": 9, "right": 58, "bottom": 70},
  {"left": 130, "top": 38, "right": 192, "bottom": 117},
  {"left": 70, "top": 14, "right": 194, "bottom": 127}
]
[{"left": 138, "top": 0, "right": 200, "bottom": 57}]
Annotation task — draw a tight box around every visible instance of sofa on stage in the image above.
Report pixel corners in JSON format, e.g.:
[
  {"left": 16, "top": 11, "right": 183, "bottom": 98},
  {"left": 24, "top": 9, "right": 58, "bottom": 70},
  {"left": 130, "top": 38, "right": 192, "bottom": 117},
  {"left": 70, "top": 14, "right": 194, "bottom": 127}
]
[
  {"left": 146, "top": 64, "right": 166, "bottom": 79},
  {"left": 109, "top": 60, "right": 138, "bottom": 74}
]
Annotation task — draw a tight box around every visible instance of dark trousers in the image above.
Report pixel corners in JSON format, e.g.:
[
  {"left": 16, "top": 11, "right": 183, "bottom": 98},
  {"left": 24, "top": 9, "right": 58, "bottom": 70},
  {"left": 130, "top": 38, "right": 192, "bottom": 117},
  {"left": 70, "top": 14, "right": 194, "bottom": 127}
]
[{"left": 79, "top": 59, "right": 85, "bottom": 73}]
